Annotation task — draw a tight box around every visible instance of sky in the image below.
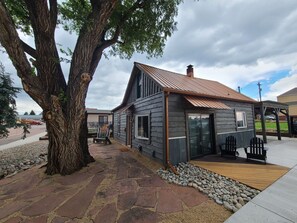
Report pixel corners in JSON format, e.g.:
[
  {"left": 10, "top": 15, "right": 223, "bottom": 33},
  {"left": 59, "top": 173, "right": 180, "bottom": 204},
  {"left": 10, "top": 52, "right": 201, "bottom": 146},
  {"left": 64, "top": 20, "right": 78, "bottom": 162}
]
[{"left": 1, "top": 0, "right": 297, "bottom": 115}]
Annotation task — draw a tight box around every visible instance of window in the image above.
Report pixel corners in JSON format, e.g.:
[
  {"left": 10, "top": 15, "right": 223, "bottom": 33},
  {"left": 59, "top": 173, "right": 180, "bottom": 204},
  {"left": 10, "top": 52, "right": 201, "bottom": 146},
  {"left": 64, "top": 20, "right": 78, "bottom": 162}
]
[
  {"left": 99, "top": 115, "right": 108, "bottom": 127},
  {"left": 136, "top": 74, "right": 142, "bottom": 99},
  {"left": 236, "top": 111, "right": 247, "bottom": 128},
  {"left": 135, "top": 115, "right": 149, "bottom": 139}
]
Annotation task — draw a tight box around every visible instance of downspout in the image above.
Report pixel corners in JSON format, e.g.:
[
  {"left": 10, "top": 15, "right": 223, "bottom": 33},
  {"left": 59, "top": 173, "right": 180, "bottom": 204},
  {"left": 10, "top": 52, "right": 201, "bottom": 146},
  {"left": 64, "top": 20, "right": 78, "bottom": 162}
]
[{"left": 164, "top": 91, "right": 178, "bottom": 175}]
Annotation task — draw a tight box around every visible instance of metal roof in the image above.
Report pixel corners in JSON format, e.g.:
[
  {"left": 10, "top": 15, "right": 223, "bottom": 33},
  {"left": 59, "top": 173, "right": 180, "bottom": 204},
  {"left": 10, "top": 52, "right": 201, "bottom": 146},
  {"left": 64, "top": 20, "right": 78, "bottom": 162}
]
[
  {"left": 135, "top": 62, "right": 256, "bottom": 103},
  {"left": 86, "top": 108, "right": 112, "bottom": 114},
  {"left": 184, "top": 96, "right": 231, "bottom": 109}
]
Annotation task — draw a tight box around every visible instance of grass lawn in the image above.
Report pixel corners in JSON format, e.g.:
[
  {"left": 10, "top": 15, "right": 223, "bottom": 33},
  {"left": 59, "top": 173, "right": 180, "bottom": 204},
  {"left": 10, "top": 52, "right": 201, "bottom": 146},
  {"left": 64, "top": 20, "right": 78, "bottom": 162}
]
[{"left": 255, "top": 120, "right": 288, "bottom": 132}]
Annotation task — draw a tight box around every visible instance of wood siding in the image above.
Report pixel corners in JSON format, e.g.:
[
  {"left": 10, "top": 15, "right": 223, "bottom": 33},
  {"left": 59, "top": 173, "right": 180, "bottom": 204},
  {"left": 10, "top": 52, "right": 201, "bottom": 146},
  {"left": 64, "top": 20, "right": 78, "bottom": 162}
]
[
  {"left": 168, "top": 94, "right": 189, "bottom": 164},
  {"left": 215, "top": 101, "right": 255, "bottom": 150},
  {"left": 131, "top": 93, "right": 164, "bottom": 162}
]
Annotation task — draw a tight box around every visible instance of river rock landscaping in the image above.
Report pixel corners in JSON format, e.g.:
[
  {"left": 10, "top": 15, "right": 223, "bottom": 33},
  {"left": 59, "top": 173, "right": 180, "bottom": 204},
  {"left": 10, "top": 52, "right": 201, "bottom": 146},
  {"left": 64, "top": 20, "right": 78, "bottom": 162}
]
[
  {"left": 0, "top": 141, "right": 48, "bottom": 179},
  {"left": 157, "top": 162, "right": 261, "bottom": 213}
]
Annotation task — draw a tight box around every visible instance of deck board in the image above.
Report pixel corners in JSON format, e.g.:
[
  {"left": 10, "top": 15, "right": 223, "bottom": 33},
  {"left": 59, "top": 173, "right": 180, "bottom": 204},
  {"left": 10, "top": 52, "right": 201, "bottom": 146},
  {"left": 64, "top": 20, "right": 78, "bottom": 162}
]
[{"left": 190, "top": 158, "right": 289, "bottom": 191}]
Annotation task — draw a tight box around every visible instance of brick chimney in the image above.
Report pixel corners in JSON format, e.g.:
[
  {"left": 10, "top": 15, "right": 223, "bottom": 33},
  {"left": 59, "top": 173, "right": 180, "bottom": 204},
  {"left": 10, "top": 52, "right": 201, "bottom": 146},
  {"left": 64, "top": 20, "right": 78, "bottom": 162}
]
[{"left": 186, "top": 65, "right": 194, "bottom": 78}]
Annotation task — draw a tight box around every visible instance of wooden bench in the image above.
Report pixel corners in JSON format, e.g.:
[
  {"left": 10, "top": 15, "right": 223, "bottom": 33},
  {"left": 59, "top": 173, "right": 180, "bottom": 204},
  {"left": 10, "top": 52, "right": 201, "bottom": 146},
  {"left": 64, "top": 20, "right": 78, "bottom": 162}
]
[
  {"left": 220, "top": 136, "right": 238, "bottom": 158},
  {"left": 244, "top": 137, "right": 267, "bottom": 163}
]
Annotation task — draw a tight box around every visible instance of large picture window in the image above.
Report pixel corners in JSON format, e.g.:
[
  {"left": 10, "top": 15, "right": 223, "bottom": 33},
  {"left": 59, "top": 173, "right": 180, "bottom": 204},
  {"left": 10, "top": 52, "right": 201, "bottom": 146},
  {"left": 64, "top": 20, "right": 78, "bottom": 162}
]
[
  {"left": 135, "top": 115, "right": 149, "bottom": 139},
  {"left": 236, "top": 111, "right": 247, "bottom": 128}
]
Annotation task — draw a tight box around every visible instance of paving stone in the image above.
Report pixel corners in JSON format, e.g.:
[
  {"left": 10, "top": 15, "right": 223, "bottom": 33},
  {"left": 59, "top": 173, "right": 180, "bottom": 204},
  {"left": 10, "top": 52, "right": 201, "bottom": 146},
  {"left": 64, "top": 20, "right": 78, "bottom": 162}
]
[
  {"left": 3, "top": 216, "right": 23, "bottom": 223},
  {"left": 117, "top": 191, "right": 137, "bottom": 210},
  {"left": 137, "top": 175, "right": 166, "bottom": 187},
  {"left": 51, "top": 216, "right": 70, "bottom": 223},
  {"left": 0, "top": 201, "right": 28, "bottom": 219},
  {"left": 136, "top": 187, "right": 157, "bottom": 208},
  {"left": 116, "top": 178, "right": 138, "bottom": 194},
  {"left": 118, "top": 207, "right": 158, "bottom": 223},
  {"left": 2, "top": 174, "right": 40, "bottom": 195},
  {"left": 54, "top": 171, "right": 92, "bottom": 186},
  {"left": 170, "top": 184, "right": 208, "bottom": 207},
  {"left": 23, "top": 215, "right": 48, "bottom": 223},
  {"left": 156, "top": 189, "right": 183, "bottom": 213},
  {"left": 16, "top": 185, "right": 55, "bottom": 200},
  {"left": 138, "top": 165, "right": 154, "bottom": 176},
  {"left": 94, "top": 203, "right": 117, "bottom": 223},
  {"left": 56, "top": 174, "right": 104, "bottom": 218},
  {"left": 124, "top": 157, "right": 137, "bottom": 164},
  {"left": 21, "top": 192, "right": 67, "bottom": 216},
  {"left": 116, "top": 167, "right": 128, "bottom": 180},
  {"left": 128, "top": 166, "right": 143, "bottom": 178},
  {"left": 85, "top": 163, "right": 106, "bottom": 175}
]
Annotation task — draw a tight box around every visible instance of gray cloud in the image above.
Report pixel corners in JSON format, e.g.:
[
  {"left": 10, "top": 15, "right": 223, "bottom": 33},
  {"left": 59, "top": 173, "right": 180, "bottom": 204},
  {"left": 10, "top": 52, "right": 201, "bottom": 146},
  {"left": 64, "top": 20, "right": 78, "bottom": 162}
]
[
  {"left": 164, "top": 0, "right": 297, "bottom": 66},
  {"left": 1, "top": 0, "right": 297, "bottom": 113}
]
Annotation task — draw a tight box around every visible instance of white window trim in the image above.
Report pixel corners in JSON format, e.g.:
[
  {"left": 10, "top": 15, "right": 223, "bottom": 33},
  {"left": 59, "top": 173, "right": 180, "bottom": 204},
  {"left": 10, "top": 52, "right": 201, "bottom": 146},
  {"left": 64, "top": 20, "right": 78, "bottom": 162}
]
[
  {"left": 236, "top": 111, "right": 247, "bottom": 129},
  {"left": 135, "top": 114, "right": 150, "bottom": 140}
]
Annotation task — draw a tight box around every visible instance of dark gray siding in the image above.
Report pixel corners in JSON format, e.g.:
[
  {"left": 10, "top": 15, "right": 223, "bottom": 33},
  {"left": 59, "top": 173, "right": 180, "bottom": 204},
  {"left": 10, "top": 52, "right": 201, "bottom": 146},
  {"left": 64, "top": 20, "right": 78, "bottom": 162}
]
[
  {"left": 131, "top": 92, "right": 164, "bottom": 162},
  {"left": 127, "top": 71, "right": 162, "bottom": 104},
  {"left": 168, "top": 94, "right": 188, "bottom": 164},
  {"left": 215, "top": 101, "right": 255, "bottom": 149},
  {"left": 113, "top": 111, "right": 127, "bottom": 145}
]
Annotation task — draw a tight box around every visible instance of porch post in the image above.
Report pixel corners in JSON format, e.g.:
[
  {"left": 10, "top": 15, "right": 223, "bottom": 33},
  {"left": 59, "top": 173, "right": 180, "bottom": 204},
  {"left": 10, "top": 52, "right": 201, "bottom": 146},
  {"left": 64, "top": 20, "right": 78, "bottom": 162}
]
[
  {"left": 260, "top": 102, "right": 267, "bottom": 143},
  {"left": 274, "top": 108, "right": 281, "bottom": 140}
]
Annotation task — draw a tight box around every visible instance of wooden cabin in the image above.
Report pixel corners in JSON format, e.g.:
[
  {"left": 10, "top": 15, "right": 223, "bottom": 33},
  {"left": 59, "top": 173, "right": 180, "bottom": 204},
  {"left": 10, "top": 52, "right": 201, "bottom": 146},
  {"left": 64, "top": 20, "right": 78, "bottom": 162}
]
[{"left": 112, "top": 62, "right": 257, "bottom": 166}]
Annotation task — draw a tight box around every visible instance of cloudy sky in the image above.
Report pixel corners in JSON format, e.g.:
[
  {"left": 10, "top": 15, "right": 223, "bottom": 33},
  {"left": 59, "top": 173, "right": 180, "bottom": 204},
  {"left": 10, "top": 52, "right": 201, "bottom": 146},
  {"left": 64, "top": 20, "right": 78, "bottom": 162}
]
[{"left": 1, "top": 0, "right": 297, "bottom": 115}]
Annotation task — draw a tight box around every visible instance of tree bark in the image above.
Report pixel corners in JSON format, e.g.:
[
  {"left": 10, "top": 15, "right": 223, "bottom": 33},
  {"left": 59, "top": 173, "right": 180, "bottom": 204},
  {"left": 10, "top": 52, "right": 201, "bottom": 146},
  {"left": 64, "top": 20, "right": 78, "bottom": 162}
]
[{"left": 0, "top": 0, "right": 125, "bottom": 175}]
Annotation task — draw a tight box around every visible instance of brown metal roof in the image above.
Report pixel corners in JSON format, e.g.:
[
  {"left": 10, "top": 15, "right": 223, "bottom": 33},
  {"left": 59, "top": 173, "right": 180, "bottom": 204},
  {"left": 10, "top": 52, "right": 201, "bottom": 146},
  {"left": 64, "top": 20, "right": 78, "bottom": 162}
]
[
  {"left": 184, "top": 96, "right": 231, "bottom": 109},
  {"left": 135, "top": 62, "right": 256, "bottom": 103}
]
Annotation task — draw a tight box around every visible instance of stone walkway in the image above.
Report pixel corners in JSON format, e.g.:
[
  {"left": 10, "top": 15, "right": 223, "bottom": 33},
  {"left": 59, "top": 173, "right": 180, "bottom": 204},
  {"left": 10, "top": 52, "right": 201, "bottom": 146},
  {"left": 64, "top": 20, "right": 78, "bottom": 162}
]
[{"left": 0, "top": 142, "right": 230, "bottom": 223}]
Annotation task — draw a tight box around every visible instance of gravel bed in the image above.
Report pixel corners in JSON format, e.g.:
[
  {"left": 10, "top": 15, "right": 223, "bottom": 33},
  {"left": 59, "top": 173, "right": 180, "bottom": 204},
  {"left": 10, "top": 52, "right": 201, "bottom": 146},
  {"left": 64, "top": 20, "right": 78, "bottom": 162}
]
[
  {"left": 0, "top": 141, "right": 48, "bottom": 179},
  {"left": 157, "top": 162, "right": 261, "bottom": 213}
]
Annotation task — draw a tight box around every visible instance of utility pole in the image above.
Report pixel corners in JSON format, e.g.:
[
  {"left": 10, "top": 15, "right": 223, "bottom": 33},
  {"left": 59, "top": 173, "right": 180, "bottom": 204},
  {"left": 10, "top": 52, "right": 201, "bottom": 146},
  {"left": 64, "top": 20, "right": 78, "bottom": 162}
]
[{"left": 257, "top": 82, "right": 262, "bottom": 101}]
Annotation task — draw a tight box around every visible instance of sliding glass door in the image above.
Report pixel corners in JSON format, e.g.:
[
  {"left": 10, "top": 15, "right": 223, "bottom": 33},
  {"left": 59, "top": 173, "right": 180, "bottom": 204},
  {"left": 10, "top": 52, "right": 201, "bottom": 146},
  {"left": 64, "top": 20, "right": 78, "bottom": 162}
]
[{"left": 188, "top": 113, "right": 213, "bottom": 158}]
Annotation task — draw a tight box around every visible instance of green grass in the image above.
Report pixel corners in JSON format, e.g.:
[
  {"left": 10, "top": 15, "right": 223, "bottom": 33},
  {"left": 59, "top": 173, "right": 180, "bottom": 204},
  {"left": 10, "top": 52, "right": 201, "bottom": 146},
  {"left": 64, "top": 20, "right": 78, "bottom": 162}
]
[{"left": 255, "top": 120, "right": 288, "bottom": 133}]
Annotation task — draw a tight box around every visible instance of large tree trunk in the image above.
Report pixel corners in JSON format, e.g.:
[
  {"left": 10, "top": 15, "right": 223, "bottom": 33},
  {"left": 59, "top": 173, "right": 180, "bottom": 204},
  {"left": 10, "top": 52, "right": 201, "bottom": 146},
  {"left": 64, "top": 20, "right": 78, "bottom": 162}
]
[
  {"left": 0, "top": 0, "right": 117, "bottom": 175},
  {"left": 44, "top": 96, "right": 94, "bottom": 175}
]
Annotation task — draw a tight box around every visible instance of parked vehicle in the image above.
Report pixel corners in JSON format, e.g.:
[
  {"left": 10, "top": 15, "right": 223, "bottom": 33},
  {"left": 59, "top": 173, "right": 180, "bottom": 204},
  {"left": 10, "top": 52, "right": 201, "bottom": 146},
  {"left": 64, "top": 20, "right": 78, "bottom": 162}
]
[{"left": 265, "top": 115, "right": 276, "bottom": 120}]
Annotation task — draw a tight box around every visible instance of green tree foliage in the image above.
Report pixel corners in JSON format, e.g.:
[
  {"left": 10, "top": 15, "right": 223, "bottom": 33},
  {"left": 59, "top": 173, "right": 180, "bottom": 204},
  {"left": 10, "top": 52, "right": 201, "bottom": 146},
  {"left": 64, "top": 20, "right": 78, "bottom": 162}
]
[
  {"left": 23, "top": 112, "right": 28, "bottom": 115},
  {"left": 0, "top": 0, "right": 183, "bottom": 175},
  {"left": 29, "top": 110, "right": 35, "bottom": 115},
  {"left": 0, "top": 62, "right": 20, "bottom": 138}
]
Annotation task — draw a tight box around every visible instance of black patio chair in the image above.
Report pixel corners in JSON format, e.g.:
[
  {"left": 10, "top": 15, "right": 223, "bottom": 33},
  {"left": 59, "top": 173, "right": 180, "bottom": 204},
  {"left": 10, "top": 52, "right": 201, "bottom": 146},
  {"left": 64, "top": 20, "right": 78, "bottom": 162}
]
[
  {"left": 244, "top": 137, "right": 267, "bottom": 163},
  {"left": 219, "top": 136, "right": 237, "bottom": 159}
]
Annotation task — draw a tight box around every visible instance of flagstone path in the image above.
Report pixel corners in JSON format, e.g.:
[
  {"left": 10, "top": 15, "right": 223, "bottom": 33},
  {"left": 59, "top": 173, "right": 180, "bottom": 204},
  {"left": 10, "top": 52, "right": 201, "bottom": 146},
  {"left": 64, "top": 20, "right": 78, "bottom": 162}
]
[{"left": 0, "top": 141, "right": 231, "bottom": 223}]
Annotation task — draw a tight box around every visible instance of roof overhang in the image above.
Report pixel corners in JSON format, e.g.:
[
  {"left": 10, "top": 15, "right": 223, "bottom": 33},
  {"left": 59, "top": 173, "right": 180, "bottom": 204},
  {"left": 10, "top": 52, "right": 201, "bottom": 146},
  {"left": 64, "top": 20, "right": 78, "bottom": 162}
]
[{"left": 184, "top": 96, "right": 231, "bottom": 110}]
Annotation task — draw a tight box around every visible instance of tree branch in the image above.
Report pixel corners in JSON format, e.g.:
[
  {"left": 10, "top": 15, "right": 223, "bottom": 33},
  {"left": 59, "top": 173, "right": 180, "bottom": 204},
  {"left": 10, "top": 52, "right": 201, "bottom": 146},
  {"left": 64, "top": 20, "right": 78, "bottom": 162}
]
[
  {"left": 49, "top": 0, "right": 58, "bottom": 28},
  {"left": 24, "top": 0, "right": 66, "bottom": 97},
  {"left": 0, "top": 1, "right": 44, "bottom": 107},
  {"left": 21, "top": 40, "right": 36, "bottom": 58},
  {"left": 89, "top": 0, "right": 147, "bottom": 73}
]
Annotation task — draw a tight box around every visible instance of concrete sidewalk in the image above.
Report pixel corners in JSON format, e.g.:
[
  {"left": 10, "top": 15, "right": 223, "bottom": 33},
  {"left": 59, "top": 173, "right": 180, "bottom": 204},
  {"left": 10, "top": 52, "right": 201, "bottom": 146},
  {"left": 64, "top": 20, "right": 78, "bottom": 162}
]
[
  {"left": 0, "top": 132, "right": 46, "bottom": 151},
  {"left": 225, "top": 137, "right": 297, "bottom": 223}
]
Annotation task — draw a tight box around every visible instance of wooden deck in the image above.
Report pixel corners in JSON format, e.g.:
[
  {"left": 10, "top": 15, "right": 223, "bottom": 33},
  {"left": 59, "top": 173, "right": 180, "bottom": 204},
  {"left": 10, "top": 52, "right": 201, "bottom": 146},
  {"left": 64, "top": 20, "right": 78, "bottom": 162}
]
[{"left": 191, "top": 156, "right": 289, "bottom": 191}]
